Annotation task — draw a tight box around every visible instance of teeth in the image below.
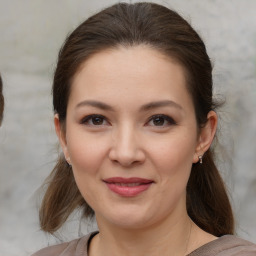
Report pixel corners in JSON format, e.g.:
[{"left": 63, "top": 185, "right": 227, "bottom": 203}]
[{"left": 115, "top": 183, "right": 141, "bottom": 187}]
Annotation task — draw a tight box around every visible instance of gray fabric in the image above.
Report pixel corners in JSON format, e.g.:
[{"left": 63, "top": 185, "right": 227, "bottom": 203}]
[
  {"left": 32, "top": 232, "right": 256, "bottom": 256},
  {"left": 188, "top": 235, "right": 256, "bottom": 256}
]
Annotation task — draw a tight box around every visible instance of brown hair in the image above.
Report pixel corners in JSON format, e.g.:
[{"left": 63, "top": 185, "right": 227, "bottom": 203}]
[
  {"left": 40, "top": 2, "right": 234, "bottom": 236},
  {"left": 0, "top": 74, "right": 4, "bottom": 125}
]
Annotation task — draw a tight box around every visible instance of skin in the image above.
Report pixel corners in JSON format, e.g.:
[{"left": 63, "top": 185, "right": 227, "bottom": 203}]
[{"left": 55, "top": 45, "right": 218, "bottom": 256}]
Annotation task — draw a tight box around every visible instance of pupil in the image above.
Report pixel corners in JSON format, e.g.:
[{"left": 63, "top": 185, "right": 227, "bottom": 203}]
[
  {"left": 153, "top": 117, "right": 164, "bottom": 126},
  {"left": 93, "top": 117, "right": 103, "bottom": 125}
]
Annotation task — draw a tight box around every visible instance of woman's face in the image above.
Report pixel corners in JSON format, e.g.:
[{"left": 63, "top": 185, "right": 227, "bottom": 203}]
[{"left": 57, "top": 45, "right": 208, "bottom": 229}]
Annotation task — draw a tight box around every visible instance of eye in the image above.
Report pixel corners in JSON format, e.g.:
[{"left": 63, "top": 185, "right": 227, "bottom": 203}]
[
  {"left": 147, "top": 114, "right": 176, "bottom": 127},
  {"left": 81, "top": 114, "right": 109, "bottom": 126}
]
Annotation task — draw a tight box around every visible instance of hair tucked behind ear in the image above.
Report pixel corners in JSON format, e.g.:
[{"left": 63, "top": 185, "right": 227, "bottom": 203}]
[{"left": 40, "top": 2, "right": 234, "bottom": 235}]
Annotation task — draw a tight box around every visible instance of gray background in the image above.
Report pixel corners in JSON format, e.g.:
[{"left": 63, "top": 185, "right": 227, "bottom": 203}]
[{"left": 0, "top": 0, "right": 256, "bottom": 255}]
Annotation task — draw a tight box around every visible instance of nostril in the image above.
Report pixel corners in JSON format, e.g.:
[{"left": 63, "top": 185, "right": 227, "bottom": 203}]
[
  {"left": 108, "top": 135, "right": 146, "bottom": 166},
  {"left": 110, "top": 158, "right": 144, "bottom": 168}
]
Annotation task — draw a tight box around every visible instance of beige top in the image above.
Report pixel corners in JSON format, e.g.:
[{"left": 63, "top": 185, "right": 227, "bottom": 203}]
[{"left": 32, "top": 232, "right": 256, "bottom": 256}]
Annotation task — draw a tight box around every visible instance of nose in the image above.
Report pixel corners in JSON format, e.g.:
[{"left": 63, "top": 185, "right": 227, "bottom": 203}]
[{"left": 108, "top": 125, "right": 145, "bottom": 167}]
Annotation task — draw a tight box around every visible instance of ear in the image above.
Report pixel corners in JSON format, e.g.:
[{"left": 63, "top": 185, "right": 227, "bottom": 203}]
[
  {"left": 54, "top": 114, "right": 71, "bottom": 164},
  {"left": 193, "top": 111, "right": 218, "bottom": 163}
]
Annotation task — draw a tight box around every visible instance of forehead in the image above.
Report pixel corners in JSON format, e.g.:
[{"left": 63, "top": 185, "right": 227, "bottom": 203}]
[{"left": 69, "top": 45, "right": 193, "bottom": 110}]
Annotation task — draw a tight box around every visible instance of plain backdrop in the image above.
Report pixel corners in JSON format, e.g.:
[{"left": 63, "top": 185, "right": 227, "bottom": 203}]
[{"left": 0, "top": 1, "right": 256, "bottom": 255}]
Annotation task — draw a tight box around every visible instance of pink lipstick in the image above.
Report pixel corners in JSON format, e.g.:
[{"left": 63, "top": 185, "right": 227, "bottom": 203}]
[{"left": 103, "top": 177, "right": 153, "bottom": 197}]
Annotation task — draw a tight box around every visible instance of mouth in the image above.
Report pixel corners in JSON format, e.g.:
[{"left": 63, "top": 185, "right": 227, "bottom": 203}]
[{"left": 103, "top": 177, "right": 154, "bottom": 197}]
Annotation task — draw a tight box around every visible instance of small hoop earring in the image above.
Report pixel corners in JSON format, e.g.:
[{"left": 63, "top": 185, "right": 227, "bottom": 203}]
[
  {"left": 66, "top": 157, "right": 72, "bottom": 167},
  {"left": 66, "top": 161, "right": 72, "bottom": 167},
  {"left": 198, "top": 155, "right": 203, "bottom": 164}
]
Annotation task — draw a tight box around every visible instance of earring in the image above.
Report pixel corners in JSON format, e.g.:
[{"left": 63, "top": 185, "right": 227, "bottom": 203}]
[
  {"left": 66, "top": 157, "right": 72, "bottom": 166},
  {"left": 198, "top": 155, "right": 203, "bottom": 164}
]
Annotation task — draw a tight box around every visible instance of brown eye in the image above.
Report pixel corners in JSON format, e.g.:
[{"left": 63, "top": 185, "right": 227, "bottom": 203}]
[
  {"left": 81, "top": 114, "right": 108, "bottom": 126},
  {"left": 152, "top": 116, "right": 166, "bottom": 126},
  {"left": 147, "top": 114, "right": 176, "bottom": 127},
  {"left": 91, "top": 116, "right": 104, "bottom": 125}
]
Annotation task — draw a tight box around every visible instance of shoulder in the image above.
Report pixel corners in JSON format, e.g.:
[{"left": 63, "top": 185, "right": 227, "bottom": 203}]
[
  {"left": 31, "top": 232, "right": 97, "bottom": 256},
  {"left": 189, "top": 235, "right": 256, "bottom": 256}
]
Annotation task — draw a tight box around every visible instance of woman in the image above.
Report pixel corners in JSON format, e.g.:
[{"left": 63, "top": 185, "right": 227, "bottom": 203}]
[
  {"left": 33, "top": 2, "right": 256, "bottom": 255},
  {"left": 0, "top": 75, "right": 4, "bottom": 125}
]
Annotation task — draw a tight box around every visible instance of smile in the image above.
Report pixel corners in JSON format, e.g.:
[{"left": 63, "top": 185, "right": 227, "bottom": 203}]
[
  {"left": 103, "top": 177, "right": 154, "bottom": 197},
  {"left": 114, "top": 183, "right": 141, "bottom": 187}
]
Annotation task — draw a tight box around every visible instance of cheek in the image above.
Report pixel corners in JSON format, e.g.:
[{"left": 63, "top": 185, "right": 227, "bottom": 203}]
[
  {"left": 66, "top": 132, "right": 110, "bottom": 208},
  {"left": 149, "top": 135, "right": 196, "bottom": 209},
  {"left": 67, "top": 131, "right": 108, "bottom": 175},
  {"left": 152, "top": 134, "right": 196, "bottom": 168},
  {"left": 149, "top": 133, "right": 196, "bottom": 187}
]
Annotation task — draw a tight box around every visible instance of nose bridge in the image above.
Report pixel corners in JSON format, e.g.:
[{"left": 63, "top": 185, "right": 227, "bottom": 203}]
[
  {"left": 109, "top": 121, "right": 144, "bottom": 166},
  {"left": 118, "top": 122, "right": 136, "bottom": 151}
]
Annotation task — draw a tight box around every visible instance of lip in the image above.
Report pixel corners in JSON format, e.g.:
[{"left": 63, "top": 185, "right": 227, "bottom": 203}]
[{"left": 103, "top": 177, "right": 154, "bottom": 197}]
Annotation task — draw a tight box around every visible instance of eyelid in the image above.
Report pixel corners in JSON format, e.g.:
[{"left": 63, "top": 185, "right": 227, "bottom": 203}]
[
  {"left": 79, "top": 114, "right": 176, "bottom": 127},
  {"left": 80, "top": 114, "right": 109, "bottom": 126},
  {"left": 146, "top": 114, "right": 177, "bottom": 127}
]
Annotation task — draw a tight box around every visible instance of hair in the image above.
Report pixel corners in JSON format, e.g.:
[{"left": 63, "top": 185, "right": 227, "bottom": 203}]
[
  {"left": 40, "top": 2, "right": 234, "bottom": 236},
  {"left": 0, "top": 74, "right": 4, "bottom": 125}
]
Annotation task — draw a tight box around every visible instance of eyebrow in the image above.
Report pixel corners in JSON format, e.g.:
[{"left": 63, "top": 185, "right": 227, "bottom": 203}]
[
  {"left": 76, "top": 100, "right": 114, "bottom": 111},
  {"left": 140, "top": 100, "right": 183, "bottom": 111},
  {"left": 76, "top": 100, "right": 183, "bottom": 111}
]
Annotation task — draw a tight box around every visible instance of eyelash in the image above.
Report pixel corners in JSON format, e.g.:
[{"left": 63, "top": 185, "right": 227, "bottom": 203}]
[
  {"left": 146, "top": 114, "right": 177, "bottom": 127},
  {"left": 80, "top": 114, "right": 176, "bottom": 127},
  {"left": 80, "top": 114, "right": 108, "bottom": 126}
]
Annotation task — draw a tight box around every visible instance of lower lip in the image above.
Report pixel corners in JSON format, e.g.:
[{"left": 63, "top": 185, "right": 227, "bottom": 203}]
[{"left": 105, "top": 183, "right": 152, "bottom": 197}]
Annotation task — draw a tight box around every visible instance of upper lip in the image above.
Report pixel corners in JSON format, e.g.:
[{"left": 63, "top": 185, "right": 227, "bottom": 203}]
[{"left": 103, "top": 177, "right": 154, "bottom": 184}]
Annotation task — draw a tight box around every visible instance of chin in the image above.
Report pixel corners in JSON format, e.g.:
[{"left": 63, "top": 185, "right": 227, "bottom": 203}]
[
  {"left": 111, "top": 217, "right": 151, "bottom": 230},
  {"left": 97, "top": 206, "right": 156, "bottom": 230}
]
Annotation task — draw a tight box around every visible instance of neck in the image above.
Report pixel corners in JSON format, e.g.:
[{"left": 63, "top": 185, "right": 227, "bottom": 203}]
[{"left": 90, "top": 213, "right": 193, "bottom": 256}]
